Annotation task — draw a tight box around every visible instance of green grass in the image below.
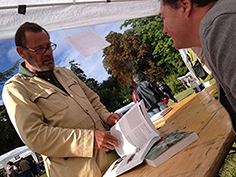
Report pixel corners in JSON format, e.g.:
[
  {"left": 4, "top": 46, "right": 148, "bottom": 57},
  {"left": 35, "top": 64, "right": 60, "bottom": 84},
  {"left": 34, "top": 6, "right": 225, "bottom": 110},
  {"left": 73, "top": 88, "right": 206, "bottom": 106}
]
[
  {"left": 40, "top": 173, "right": 47, "bottom": 177},
  {"left": 167, "top": 87, "right": 194, "bottom": 107},
  {"left": 168, "top": 78, "right": 216, "bottom": 107},
  {"left": 219, "top": 143, "right": 236, "bottom": 177}
]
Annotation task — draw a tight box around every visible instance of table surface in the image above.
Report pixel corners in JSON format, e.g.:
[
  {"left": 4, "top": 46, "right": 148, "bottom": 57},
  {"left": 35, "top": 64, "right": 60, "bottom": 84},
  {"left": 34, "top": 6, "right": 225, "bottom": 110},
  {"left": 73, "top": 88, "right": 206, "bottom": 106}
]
[{"left": 119, "top": 84, "right": 236, "bottom": 177}]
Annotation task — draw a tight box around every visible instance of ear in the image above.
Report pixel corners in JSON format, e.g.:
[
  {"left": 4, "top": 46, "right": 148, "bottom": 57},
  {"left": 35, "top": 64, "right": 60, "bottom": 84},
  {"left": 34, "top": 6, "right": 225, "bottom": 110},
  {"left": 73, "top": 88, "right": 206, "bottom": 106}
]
[
  {"left": 16, "top": 46, "right": 27, "bottom": 59},
  {"left": 180, "top": 0, "right": 192, "bottom": 17}
]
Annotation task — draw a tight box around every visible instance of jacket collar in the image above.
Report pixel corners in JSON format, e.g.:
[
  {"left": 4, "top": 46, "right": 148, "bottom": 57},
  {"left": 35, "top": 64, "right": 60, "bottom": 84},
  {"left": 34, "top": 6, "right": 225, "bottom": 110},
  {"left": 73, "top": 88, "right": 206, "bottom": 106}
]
[
  {"left": 19, "top": 62, "right": 37, "bottom": 77},
  {"left": 19, "top": 61, "right": 54, "bottom": 77}
]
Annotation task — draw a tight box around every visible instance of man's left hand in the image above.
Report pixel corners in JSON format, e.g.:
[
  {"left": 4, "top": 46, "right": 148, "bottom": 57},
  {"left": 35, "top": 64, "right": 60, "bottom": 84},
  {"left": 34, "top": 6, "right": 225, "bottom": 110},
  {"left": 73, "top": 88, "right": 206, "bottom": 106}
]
[{"left": 107, "top": 113, "right": 122, "bottom": 126}]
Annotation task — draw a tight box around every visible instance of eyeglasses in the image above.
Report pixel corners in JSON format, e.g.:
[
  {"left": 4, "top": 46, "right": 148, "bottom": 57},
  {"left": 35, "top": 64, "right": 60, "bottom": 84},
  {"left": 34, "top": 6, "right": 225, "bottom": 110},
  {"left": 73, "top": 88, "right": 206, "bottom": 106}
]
[{"left": 22, "top": 43, "right": 57, "bottom": 54}]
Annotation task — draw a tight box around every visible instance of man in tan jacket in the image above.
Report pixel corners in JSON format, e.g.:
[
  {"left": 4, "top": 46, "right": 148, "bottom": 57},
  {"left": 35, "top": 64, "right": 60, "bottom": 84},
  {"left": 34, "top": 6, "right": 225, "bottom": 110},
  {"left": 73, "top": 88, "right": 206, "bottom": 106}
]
[{"left": 3, "top": 22, "right": 121, "bottom": 177}]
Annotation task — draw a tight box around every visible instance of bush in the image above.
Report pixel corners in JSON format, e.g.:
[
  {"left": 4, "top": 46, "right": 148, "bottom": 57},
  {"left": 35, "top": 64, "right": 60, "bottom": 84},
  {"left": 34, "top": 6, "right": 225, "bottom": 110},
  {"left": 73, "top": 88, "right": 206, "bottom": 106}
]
[
  {"left": 0, "top": 169, "right": 4, "bottom": 177},
  {"left": 163, "top": 74, "right": 184, "bottom": 94},
  {"left": 213, "top": 89, "right": 218, "bottom": 99}
]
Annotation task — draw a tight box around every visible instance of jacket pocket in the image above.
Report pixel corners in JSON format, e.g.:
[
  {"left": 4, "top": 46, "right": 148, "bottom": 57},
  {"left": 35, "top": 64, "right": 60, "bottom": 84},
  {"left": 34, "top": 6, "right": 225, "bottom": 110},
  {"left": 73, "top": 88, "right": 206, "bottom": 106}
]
[
  {"left": 30, "top": 88, "right": 69, "bottom": 119},
  {"left": 66, "top": 78, "right": 87, "bottom": 98}
]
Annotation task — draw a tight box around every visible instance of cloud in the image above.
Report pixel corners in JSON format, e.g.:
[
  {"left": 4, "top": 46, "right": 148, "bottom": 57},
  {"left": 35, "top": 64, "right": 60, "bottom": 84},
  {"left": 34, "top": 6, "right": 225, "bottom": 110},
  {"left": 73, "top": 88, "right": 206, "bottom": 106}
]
[
  {"left": 7, "top": 46, "right": 19, "bottom": 63},
  {"left": 0, "top": 21, "right": 128, "bottom": 83},
  {"left": 0, "top": 38, "right": 19, "bottom": 72},
  {"left": 0, "top": 21, "right": 129, "bottom": 101},
  {"left": 49, "top": 21, "right": 127, "bottom": 83},
  {"left": 79, "top": 51, "right": 110, "bottom": 81}
]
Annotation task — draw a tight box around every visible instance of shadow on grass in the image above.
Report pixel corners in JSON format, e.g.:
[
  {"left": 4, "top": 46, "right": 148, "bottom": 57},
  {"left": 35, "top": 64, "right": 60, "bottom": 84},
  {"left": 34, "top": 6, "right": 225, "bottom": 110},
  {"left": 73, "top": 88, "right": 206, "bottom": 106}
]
[
  {"left": 167, "top": 87, "right": 194, "bottom": 107},
  {"left": 219, "top": 143, "right": 236, "bottom": 177}
]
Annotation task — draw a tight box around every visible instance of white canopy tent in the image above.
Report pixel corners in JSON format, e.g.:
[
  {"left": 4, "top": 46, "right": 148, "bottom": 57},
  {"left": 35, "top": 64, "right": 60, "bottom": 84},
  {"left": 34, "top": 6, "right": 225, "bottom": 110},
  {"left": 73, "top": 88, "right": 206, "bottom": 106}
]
[
  {"left": 0, "top": 146, "right": 38, "bottom": 169},
  {"left": 0, "top": 2, "right": 208, "bottom": 170},
  {"left": 0, "top": 0, "right": 200, "bottom": 81},
  {"left": 0, "top": 0, "right": 161, "bottom": 169},
  {"left": 179, "top": 49, "right": 211, "bottom": 87},
  {"left": 0, "top": 0, "right": 160, "bottom": 41}
]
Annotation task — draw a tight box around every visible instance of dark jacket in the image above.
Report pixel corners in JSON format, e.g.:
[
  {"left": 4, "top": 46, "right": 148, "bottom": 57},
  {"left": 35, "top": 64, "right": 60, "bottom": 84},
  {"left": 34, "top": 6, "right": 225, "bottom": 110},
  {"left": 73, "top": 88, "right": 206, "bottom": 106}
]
[
  {"left": 135, "top": 79, "right": 165, "bottom": 110},
  {"left": 158, "top": 82, "right": 172, "bottom": 95}
]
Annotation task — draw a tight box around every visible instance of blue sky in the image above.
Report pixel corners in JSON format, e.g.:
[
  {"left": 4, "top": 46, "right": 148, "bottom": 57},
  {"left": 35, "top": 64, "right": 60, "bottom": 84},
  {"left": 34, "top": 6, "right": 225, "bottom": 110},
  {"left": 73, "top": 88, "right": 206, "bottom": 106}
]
[{"left": 0, "top": 21, "right": 129, "bottom": 104}]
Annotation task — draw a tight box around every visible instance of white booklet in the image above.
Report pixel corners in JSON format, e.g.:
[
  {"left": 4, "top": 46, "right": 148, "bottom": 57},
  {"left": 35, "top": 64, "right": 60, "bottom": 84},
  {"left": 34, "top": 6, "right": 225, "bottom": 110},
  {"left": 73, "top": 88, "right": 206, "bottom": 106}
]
[{"left": 103, "top": 100, "right": 161, "bottom": 177}]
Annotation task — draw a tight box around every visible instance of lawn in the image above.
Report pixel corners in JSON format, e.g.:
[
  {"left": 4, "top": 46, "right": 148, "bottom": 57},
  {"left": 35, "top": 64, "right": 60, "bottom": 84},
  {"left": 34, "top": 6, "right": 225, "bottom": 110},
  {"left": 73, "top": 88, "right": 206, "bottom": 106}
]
[
  {"left": 40, "top": 174, "right": 47, "bottom": 177},
  {"left": 167, "top": 87, "right": 194, "bottom": 107},
  {"left": 168, "top": 78, "right": 216, "bottom": 107},
  {"left": 219, "top": 143, "right": 236, "bottom": 177}
]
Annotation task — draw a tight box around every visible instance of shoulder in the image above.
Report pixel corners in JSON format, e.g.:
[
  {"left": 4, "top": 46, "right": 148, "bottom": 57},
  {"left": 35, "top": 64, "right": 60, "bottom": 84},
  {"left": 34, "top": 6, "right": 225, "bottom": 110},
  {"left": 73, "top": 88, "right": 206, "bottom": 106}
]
[
  {"left": 3, "top": 74, "right": 26, "bottom": 90},
  {"left": 201, "top": 0, "right": 236, "bottom": 31},
  {"left": 4, "top": 73, "right": 22, "bottom": 83},
  {"left": 139, "top": 80, "right": 152, "bottom": 87},
  {"left": 54, "top": 66, "right": 78, "bottom": 79},
  {"left": 54, "top": 66, "right": 71, "bottom": 73},
  {"left": 143, "top": 80, "right": 153, "bottom": 85}
]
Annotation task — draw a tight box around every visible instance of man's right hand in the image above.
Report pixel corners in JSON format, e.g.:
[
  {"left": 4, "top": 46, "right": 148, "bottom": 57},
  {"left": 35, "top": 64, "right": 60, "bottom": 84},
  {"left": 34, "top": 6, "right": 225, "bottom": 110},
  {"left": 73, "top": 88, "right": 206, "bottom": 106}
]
[{"left": 94, "top": 130, "right": 120, "bottom": 152}]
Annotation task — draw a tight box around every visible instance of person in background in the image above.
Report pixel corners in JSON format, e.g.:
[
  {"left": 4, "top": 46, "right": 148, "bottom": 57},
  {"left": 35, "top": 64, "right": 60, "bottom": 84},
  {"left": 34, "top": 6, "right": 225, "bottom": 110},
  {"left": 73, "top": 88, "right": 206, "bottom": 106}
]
[
  {"left": 27, "top": 159, "right": 40, "bottom": 177},
  {"left": 129, "top": 85, "right": 138, "bottom": 103},
  {"left": 184, "top": 76, "right": 191, "bottom": 88},
  {"left": 157, "top": 81, "right": 178, "bottom": 103},
  {"left": 2, "top": 22, "right": 121, "bottom": 177},
  {"left": 19, "top": 158, "right": 33, "bottom": 177},
  {"left": 3, "top": 168, "right": 7, "bottom": 177},
  {"left": 132, "top": 74, "right": 166, "bottom": 118},
  {"left": 160, "top": 0, "right": 236, "bottom": 133},
  {"left": 181, "top": 78, "right": 189, "bottom": 90},
  {"left": 38, "top": 156, "right": 45, "bottom": 174},
  {"left": 6, "top": 162, "right": 20, "bottom": 177}
]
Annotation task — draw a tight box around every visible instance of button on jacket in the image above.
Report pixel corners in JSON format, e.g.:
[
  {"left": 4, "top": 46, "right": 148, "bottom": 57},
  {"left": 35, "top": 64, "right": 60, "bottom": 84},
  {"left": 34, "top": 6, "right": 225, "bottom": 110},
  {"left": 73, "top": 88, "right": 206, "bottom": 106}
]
[{"left": 3, "top": 64, "right": 112, "bottom": 177}]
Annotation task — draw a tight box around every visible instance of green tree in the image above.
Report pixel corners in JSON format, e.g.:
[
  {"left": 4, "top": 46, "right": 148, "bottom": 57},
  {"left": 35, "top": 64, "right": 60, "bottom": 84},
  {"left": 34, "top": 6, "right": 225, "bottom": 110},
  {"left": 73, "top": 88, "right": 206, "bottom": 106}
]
[
  {"left": 68, "top": 60, "right": 132, "bottom": 114},
  {"left": 98, "top": 76, "right": 124, "bottom": 112},
  {"left": 121, "top": 16, "right": 187, "bottom": 77},
  {"left": 0, "top": 105, "right": 24, "bottom": 155},
  {"left": 0, "top": 59, "right": 24, "bottom": 155},
  {"left": 69, "top": 60, "right": 101, "bottom": 93},
  {"left": 84, "top": 78, "right": 99, "bottom": 93},
  {"left": 163, "top": 74, "right": 184, "bottom": 94},
  {"left": 103, "top": 30, "right": 165, "bottom": 85},
  {"left": 69, "top": 60, "right": 87, "bottom": 82},
  {"left": 0, "top": 59, "right": 21, "bottom": 94}
]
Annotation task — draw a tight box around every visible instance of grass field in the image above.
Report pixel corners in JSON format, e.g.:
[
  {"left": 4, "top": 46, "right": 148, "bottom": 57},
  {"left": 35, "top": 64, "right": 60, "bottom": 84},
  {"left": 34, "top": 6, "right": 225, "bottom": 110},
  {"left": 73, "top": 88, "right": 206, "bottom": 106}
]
[
  {"left": 167, "top": 87, "right": 195, "bottom": 107},
  {"left": 219, "top": 143, "right": 236, "bottom": 177},
  {"left": 40, "top": 174, "right": 47, "bottom": 177}
]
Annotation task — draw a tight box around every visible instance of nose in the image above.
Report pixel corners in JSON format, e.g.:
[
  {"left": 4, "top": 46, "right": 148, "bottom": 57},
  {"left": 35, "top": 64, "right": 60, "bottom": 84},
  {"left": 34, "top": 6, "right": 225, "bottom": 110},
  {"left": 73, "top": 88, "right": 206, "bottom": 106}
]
[
  {"left": 162, "top": 23, "right": 168, "bottom": 35},
  {"left": 163, "top": 28, "right": 168, "bottom": 35},
  {"left": 44, "top": 46, "right": 53, "bottom": 55}
]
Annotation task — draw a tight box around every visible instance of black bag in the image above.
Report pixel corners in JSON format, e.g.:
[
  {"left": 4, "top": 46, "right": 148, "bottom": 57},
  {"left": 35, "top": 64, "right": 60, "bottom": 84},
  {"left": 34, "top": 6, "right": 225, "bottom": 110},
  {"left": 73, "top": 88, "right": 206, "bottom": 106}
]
[{"left": 187, "top": 51, "right": 208, "bottom": 80}]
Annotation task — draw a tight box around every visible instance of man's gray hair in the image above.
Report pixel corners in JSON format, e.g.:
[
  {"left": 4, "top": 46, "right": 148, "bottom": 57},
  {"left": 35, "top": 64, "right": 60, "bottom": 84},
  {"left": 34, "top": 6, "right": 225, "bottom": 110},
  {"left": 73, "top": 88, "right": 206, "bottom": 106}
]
[{"left": 132, "top": 74, "right": 141, "bottom": 82}]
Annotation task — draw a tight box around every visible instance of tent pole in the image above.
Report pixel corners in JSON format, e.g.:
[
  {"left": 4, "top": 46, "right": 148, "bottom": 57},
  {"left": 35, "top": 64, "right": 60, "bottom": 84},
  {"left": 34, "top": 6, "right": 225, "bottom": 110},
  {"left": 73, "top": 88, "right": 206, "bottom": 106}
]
[
  {"left": 0, "top": 0, "right": 143, "bottom": 10},
  {"left": 31, "top": 152, "right": 39, "bottom": 163}
]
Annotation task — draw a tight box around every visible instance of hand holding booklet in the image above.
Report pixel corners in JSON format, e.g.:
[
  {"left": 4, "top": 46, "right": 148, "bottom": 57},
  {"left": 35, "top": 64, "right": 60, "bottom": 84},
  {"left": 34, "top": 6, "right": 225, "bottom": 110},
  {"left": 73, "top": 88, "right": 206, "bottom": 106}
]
[
  {"left": 103, "top": 100, "right": 199, "bottom": 177},
  {"left": 103, "top": 100, "right": 161, "bottom": 177}
]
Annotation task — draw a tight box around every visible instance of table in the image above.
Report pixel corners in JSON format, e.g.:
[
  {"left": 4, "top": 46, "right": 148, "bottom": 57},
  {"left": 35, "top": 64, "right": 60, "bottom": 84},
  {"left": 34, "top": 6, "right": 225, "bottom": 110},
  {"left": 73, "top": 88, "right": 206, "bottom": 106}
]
[{"left": 120, "top": 84, "right": 236, "bottom": 177}]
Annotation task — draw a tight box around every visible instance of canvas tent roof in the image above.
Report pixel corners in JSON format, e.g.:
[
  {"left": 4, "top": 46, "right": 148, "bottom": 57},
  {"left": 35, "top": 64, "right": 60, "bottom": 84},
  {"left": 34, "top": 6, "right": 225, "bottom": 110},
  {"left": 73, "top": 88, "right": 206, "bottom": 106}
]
[
  {"left": 0, "top": 0, "right": 161, "bottom": 167},
  {"left": 0, "top": 146, "right": 38, "bottom": 169},
  {"left": 0, "top": 0, "right": 160, "bottom": 41}
]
